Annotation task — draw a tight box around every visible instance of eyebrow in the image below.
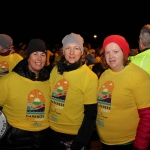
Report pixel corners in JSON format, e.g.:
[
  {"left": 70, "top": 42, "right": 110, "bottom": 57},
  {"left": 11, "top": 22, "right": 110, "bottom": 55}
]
[{"left": 66, "top": 45, "right": 80, "bottom": 48}]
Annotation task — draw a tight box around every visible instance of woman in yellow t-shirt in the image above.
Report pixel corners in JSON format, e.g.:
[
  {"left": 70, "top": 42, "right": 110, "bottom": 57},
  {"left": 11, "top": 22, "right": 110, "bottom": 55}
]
[
  {"left": 49, "top": 33, "right": 98, "bottom": 150},
  {"left": 0, "top": 38, "right": 51, "bottom": 150},
  {"left": 96, "top": 35, "right": 150, "bottom": 150}
]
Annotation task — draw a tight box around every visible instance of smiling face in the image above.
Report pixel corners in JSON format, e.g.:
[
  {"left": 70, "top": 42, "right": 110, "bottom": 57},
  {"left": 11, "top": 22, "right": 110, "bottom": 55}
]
[
  {"left": 28, "top": 51, "right": 46, "bottom": 76},
  {"left": 64, "top": 44, "right": 82, "bottom": 64},
  {"left": 104, "top": 42, "right": 124, "bottom": 72}
]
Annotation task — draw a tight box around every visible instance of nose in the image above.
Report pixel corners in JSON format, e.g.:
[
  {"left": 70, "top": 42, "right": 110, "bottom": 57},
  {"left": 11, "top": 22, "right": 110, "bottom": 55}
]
[
  {"left": 37, "top": 54, "right": 42, "bottom": 60},
  {"left": 109, "top": 52, "right": 114, "bottom": 58},
  {"left": 70, "top": 48, "right": 74, "bottom": 54}
]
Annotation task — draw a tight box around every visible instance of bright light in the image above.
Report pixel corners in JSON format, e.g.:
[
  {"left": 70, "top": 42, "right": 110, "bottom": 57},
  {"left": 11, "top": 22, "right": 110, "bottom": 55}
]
[{"left": 94, "top": 35, "right": 97, "bottom": 39}]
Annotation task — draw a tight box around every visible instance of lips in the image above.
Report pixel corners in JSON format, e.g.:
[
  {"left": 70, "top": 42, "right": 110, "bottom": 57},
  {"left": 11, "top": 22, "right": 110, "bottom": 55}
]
[
  {"left": 35, "top": 62, "right": 42, "bottom": 65},
  {"left": 69, "top": 56, "right": 75, "bottom": 58},
  {"left": 109, "top": 60, "right": 115, "bottom": 63}
]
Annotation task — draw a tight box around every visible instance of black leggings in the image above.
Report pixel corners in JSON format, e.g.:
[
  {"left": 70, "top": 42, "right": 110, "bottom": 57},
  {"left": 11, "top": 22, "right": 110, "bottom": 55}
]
[{"left": 49, "top": 129, "right": 77, "bottom": 150}]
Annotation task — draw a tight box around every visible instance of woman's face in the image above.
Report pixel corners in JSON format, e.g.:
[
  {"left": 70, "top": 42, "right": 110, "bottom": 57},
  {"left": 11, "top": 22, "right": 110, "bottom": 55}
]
[
  {"left": 28, "top": 51, "right": 46, "bottom": 75},
  {"left": 64, "top": 44, "right": 82, "bottom": 64},
  {"left": 104, "top": 42, "right": 124, "bottom": 72}
]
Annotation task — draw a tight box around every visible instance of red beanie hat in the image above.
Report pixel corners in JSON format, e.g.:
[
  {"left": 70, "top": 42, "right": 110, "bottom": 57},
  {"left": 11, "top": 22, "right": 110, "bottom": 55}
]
[{"left": 102, "top": 35, "right": 130, "bottom": 58}]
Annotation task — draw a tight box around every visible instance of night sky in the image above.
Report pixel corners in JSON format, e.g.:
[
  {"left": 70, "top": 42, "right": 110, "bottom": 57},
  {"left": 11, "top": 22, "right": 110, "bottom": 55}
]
[{"left": 1, "top": 1, "right": 150, "bottom": 49}]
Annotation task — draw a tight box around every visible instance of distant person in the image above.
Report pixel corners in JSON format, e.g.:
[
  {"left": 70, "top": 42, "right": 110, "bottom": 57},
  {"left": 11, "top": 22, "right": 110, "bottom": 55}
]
[
  {"left": 92, "top": 62, "right": 105, "bottom": 79},
  {"left": 45, "top": 49, "right": 54, "bottom": 67},
  {"left": 0, "top": 38, "right": 51, "bottom": 150},
  {"left": 18, "top": 42, "right": 27, "bottom": 58},
  {"left": 97, "top": 35, "right": 150, "bottom": 150},
  {"left": 81, "top": 49, "right": 87, "bottom": 65},
  {"left": 94, "top": 47, "right": 103, "bottom": 64},
  {"left": 51, "top": 45, "right": 63, "bottom": 67},
  {"left": 129, "top": 24, "right": 150, "bottom": 74},
  {"left": 49, "top": 33, "right": 98, "bottom": 150},
  {"left": 45, "top": 49, "right": 54, "bottom": 72},
  {"left": 0, "top": 34, "right": 23, "bottom": 77},
  {"left": 85, "top": 53, "right": 95, "bottom": 69},
  {"left": 129, "top": 48, "right": 139, "bottom": 56}
]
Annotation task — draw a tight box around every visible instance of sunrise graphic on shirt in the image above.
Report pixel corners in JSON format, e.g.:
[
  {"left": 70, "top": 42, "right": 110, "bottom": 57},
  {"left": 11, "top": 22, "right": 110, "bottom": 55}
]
[
  {"left": 26, "top": 89, "right": 45, "bottom": 114},
  {"left": 52, "top": 78, "right": 69, "bottom": 102},
  {"left": 97, "top": 81, "right": 114, "bottom": 106},
  {"left": 0, "top": 61, "right": 9, "bottom": 76}
]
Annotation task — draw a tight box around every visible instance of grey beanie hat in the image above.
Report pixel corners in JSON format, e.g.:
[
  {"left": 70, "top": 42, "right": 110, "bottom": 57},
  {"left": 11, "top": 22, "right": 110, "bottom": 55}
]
[
  {"left": 0, "top": 34, "right": 13, "bottom": 49},
  {"left": 62, "top": 33, "right": 84, "bottom": 54}
]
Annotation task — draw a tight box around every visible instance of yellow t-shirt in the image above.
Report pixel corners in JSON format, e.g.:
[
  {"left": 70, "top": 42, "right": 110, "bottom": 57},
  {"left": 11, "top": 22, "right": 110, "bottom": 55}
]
[
  {"left": 49, "top": 64, "right": 98, "bottom": 134},
  {"left": 0, "top": 53, "right": 23, "bottom": 77},
  {"left": 0, "top": 72, "right": 50, "bottom": 131},
  {"left": 96, "top": 63, "right": 150, "bottom": 145}
]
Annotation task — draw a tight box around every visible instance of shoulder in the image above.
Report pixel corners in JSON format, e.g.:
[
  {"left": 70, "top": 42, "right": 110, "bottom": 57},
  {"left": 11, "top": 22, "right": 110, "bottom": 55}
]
[
  {"left": 128, "top": 63, "right": 150, "bottom": 79},
  {"left": 0, "top": 72, "right": 17, "bottom": 82},
  {"left": 81, "top": 64, "right": 98, "bottom": 80},
  {"left": 130, "top": 50, "right": 150, "bottom": 59},
  {"left": 50, "top": 66, "right": 58, "bottom": 76},
  {"left": 11, "top": 53, "right": 23, "bottom": 60}
]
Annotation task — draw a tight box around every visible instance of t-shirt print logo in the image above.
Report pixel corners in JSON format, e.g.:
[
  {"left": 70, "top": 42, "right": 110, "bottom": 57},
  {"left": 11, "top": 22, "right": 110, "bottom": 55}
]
[
  {"left": 52, "top": 79, "right": 69, "bottom": 109},
  {"left": 0, "top": 61, "right": 9, "bottom": 77},
  {"left": 26, "top": 89, "right": 45, "bottom": 125},
  {"left": 97, "top": 81, "right": 114, "bottom": 126},
  {"left": 26, "top": 89, "right": 45, "bottom": 114},
  {"left": 97, "top": 81, "right": 114, "bottom": 107}
]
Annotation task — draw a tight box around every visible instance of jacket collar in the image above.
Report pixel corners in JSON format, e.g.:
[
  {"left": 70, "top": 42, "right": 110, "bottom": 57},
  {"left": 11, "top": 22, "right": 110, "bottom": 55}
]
[{"left": 140, "top": 47, "right": 150, "bottom": 53}]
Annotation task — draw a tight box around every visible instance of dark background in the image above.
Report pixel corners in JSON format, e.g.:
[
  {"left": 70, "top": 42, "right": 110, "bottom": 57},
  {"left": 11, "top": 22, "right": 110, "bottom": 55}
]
[{"left": 0, "top": 1, "right": 149, "bottom": 49}]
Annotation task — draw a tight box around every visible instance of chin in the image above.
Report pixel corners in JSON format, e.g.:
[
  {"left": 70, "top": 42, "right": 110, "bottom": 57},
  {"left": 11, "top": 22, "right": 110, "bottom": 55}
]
[
  {"left": 67, "top": 60, "right": 77, "bottom": 64},
  {"left": 35, "top": 67, "right": 43, "bottom": 71}
]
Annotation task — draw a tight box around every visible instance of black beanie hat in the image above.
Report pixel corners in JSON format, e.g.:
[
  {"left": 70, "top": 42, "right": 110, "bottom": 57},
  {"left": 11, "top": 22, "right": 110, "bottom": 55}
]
[{"left": 27, "top": 39, "right": 47, "bottom": 58}]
